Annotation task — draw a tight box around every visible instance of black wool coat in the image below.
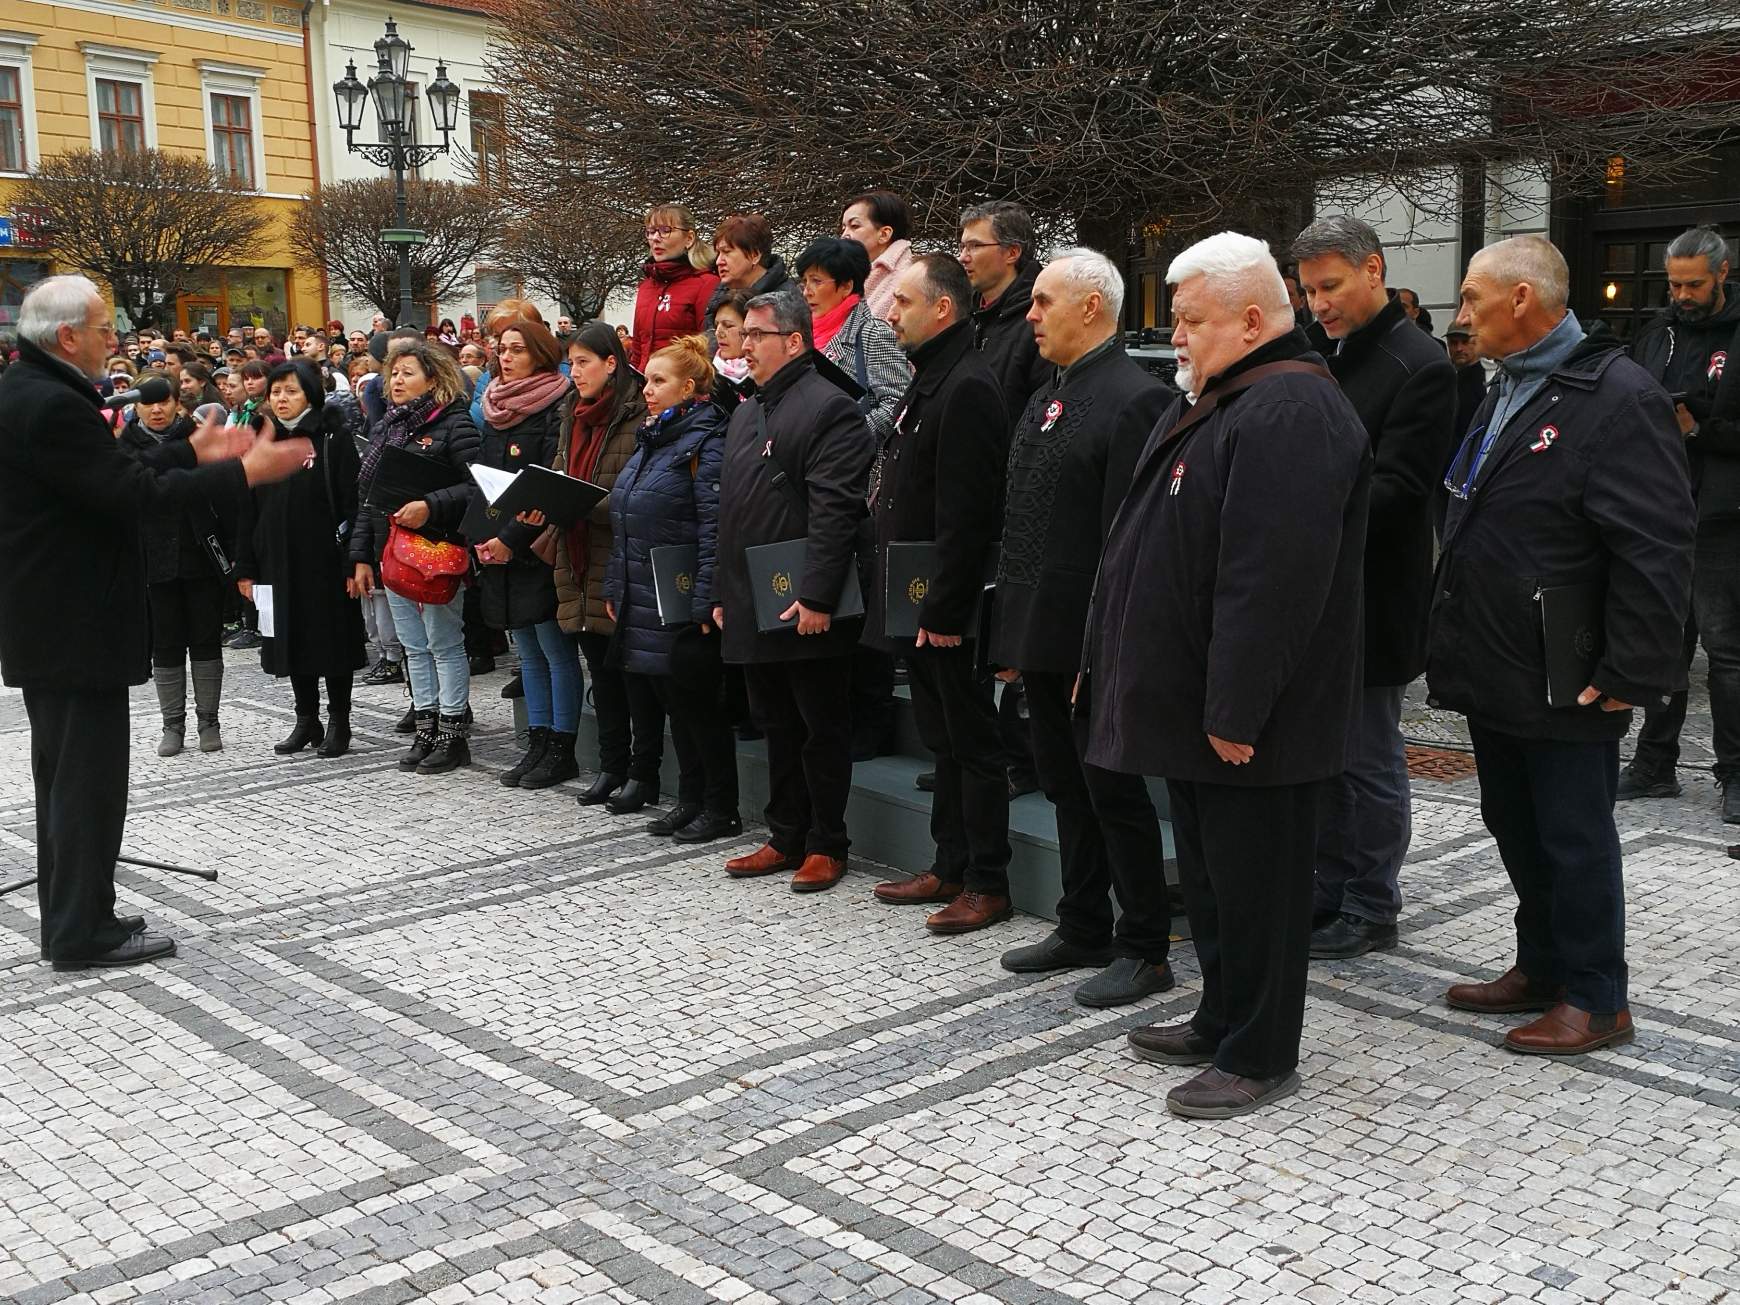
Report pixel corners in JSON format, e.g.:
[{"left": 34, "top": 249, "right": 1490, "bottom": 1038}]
[
  {"left": 350, "top": 398, "right": 482, "bottom": 566},
  {"left": 1630, "top": 287, "right": 1740, "bottom": 524},
  {"left": 989, "top": 339, "right": 1171, "bottom": 676},
  {"left": 237, "top": 407, "right": 367, "bottom": 678},
  {"left": 1427, "top": 332, "right": 1694, "bottom": 741},
  {"left": 716, "top": 356, "right": 873, "bottom": 664},
  {"left": 1085, "top": 330, "right": 1373, "bottom": 787},
  {"left": 474, "top": 390, "right": 567, "bottom": 631},
  {"left": 0, "top": 340, "right": 248, "bottom": 690},
  {"left": 1325, "top": 297, "right": 1459, "bottom": 686},
  {"left": 972, "top": 263, "right": 1052, "bottom": 424},
  {"left": 118, "top": 412, "right": 230, "bottom": 585},
  {"left": 863, "top": 320, "right": 1008, "bottom": 652}
]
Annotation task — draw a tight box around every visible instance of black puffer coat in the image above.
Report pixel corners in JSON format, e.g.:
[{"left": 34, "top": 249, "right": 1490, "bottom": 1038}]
[
  {"left": 118, "top": 412, "right": 228, "bottom": 584},
  {"left": 350, "top": 397, "right": 482, "bottom": 566},
  {"left": 474, "top": 388, "right": 567, "bottom": 631},
  {"left": 606, "top": 398, "right": 727, "bottom": 674}
]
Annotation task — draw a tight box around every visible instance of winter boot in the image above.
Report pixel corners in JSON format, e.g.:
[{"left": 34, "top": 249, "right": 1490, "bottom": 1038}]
[
  {"left": 317, "top": 713, "right": 351, "bottom": 758},
  {"left": 154, "top": 664, "right": 187, "bottom": 757},
  {"left": 520, "top": 730, "right": 579, "bottom": 790},
  {"left": 417, "top": 713, "right": 472, "bottom": 774},
  {"left": 190, "top": 658, "right": 224, "bottom": 752},
  {"left": 274, "top": 714, "right": 325, "bottom": 755},
  {"left": 399, "top": 710, "right": 438, "bottom": 770},
  {"left": 501, "top": 726, "right": 550, "bottom": 786}
]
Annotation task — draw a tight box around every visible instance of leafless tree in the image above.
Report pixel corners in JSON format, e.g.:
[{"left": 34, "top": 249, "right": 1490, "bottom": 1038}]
[
  {"left": 290, "top": 178, "right": 506, "bottom": 321},
  {"left": 495, "top": 203, "right": 645, "bottom": 320},
  {"left": 17, "top": 149, "right": 271, "bottom": 329},
  {"left": 483, "top": 0, "right": 1740, "bottom": 259}
]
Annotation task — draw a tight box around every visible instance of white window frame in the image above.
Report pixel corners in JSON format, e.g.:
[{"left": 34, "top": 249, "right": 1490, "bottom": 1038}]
[
  {"left": 197, "top": 60, "right": 266, "bottom": 192},
  {"left": 0, "top": 32, "right": 39, "bottom": 177},
  {"left": 80, "top": 42, "right": 158, "bottom": 154}
]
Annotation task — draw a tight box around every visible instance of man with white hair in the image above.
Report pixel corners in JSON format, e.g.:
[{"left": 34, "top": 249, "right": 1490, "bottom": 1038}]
[
  {"left": 0, "top": 275, "right": 314, "bottom": 971},
  {"left": 1085, "top": 232, "right": 1372, "bottom": 1116},
  {"left": 1428, "top": 235, "right": 1692, "bottom": 1056},
  {"left": 978, "top": 247, "right": 1176, "bottom": 1001}
]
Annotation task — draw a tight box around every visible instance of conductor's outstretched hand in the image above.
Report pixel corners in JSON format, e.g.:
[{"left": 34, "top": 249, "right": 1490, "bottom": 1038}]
[{"left": 239, "top": 420, "right": 316, "bottom": 487}]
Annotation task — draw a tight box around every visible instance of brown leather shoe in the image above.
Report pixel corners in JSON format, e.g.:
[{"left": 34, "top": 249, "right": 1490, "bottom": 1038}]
[
  {"left": 872, "top": 872, "right": 963, "bottom": 905},
  {"left": 1445, "top": 966, "right": 1565, "bottom": 1014},
  {"left": 1166, "top": 1067, "right": 1300, "bottom": 1119},
  {"left": 790, "top": 854, "right": 846, "bottom": 893},
  {"left": 724, "top": 844, "right": 799, "bottom": 879},
  {"left": 1504, "top": 1003, "right": 1635, "bottom": 1056},
  {"left": 925, "top": 891, "right": 1013, "bottom": 935}
]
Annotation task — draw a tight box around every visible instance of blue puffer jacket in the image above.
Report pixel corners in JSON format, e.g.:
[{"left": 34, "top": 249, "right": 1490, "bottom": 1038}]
[{"left": 606, "top": 399, "right": 727, "bottom": 674}]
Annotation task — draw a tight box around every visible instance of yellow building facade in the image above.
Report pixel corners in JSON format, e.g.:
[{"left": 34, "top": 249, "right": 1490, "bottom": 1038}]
[{"left": 0, "top": 0, "right": 323, "bottom": 334}]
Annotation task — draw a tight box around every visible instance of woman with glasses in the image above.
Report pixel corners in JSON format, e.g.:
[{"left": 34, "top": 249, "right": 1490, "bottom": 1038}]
[{"left": 630, "top": 205, "right": 718, "bottom": 372}]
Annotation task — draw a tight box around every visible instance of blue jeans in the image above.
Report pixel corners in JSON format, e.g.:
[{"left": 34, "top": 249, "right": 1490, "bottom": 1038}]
[
  {"left": 387, "top": 588, "right": 469, "bottom": 716},
  {"left": 513, "top": 620, "right": 581, "bottom": 731}
]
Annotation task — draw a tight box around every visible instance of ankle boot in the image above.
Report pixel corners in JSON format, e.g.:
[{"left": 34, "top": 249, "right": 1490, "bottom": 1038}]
[
  {"left": 399, "top": 710, "right": 438, "bottom": 770},
  {"left": 317, "top": 713, "right": 351, "bottom": 758},
  {"left": 274, "top": 713, "right": 324, "bottom": 755},
  {"left": 153, "top": 664, "right": 187, "bottom": 757},
  {"left": 190, "top": 658, "right": 224, "bottom": 752},
  {"left": 501, "top": 726, "right": 550, "bottom": 786},
  {"left": 395, "top": 703, "right": 418, "bottom": 734},
  {"left": 520, "top": 730, "right": 579, "bottom": 790},
  {"left": 417, "top": 713, "right": 472, "bottom": 774}
]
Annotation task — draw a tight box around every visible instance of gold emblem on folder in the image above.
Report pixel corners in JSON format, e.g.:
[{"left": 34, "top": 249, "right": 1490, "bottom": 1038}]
[
  {"left": 907, "top": 576, "right": 928, "bottom": 605},
  {"left": 676, "top": 572, "right": 693, "bottom": 594},
  {"left": 771, "top": 570, "right": 792, "bottom": 598}
]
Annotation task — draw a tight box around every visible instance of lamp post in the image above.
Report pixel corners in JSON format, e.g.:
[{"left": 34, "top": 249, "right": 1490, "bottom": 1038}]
[{"left": 332, "top": 18, "right": 460, "bottom": 327}]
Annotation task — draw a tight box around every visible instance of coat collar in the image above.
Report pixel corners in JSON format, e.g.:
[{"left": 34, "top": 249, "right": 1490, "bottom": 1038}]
[
  {"left": 1196, "top": 326, "right": 1316, "bottom": 399},
  {"left": 756, "top": 353, "right": 813, "bottom": 409},
  {"left": 18, "top": 337, "right": 102, "bottom": 407},
  {"left": 1056, "top": 335, "right": 1122, "bottom": 389},
  {"left": 1329, "top": 295, "right": 1409, "bottom": 368},
  {"left": 906, "top": 319, "right": 973, "bottom": 396}
]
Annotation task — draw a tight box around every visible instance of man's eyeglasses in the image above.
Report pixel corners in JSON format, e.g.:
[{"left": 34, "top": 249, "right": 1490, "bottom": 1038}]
[
  {"left": 644, "top": 225, "right": 691, "bottom": 238},
  {"left": 957, "top": 239, "right": 1005, "bottom": 256},
  {"left": 740, "top": 328, "right": 798, "bottom": 347}
]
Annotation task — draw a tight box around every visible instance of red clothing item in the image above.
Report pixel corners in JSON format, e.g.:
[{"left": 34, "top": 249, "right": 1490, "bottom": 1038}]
[{"left": 630, "top": 259, "right": 720, "bottom": 371}]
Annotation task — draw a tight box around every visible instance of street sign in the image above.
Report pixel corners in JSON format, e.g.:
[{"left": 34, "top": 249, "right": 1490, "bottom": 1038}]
[
  {"left": 0, "top": 217, "right": 14, "bottom": 248},
  {"left": 380, "top": 228, "right": 427, "bottom": 245}
]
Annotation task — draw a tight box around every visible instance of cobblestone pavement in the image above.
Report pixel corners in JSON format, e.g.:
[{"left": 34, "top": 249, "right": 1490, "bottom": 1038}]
[{"left": 1, "top": 652, "right": 1737, "bottom": 1305}]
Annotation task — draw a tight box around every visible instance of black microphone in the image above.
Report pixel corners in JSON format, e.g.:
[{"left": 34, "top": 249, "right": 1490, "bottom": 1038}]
[{"left": 102, "top": 375, "right": 175, "bottom": 409}]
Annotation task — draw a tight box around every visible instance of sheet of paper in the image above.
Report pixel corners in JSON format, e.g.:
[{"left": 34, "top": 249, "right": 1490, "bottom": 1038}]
[
  {"left": 254, "top": 584, "right": 274, "bottom": 638},
  {"left": 468, "top": 463, "right": 515, "bottom": 504}
]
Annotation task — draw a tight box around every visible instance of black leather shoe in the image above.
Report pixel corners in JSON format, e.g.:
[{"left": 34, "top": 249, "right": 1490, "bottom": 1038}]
[
  {"left": 1074, "top": 958, "right": 1175, "bottom": 1008},
  {"left": 53, "top": 930, "right": 177, "bottom": 971},
  {"left": 672, "top": 810, "right": 744, "bottom": 843},
  {"left": 500, "top": 674, "right": 524, "bottom": 699},
  {"left": 416, "top": 715, "right": 471, "bottom": 774},
  {"left": 915, "top": 771, "right": 936, "bottom": 793},
  {"left": 317, "top": 715, "right": 351, "bottom": 758},
  {"left": 501, "top": 727, "right": 551, "bottom": 787},
  {"left": 399, "top": 711, "right": 438, "bottom": 770},
  {"left": 999, "top": 930, "right": 1116, "bottom": 974},
  {"left": 395, "top": 705, "right": 418, "bottom": 734},
  {"left": 520, "top": 731, "right": 579, "bottom": 789},
  {"left": 469, "top": 654, "right": 496, "bottom": 676},
  {"left": 1309, "top": 912, "right": 1399, "bottom": 959},
  {"left": 1616, "top": 764, "right": 1679, "bottom": 800},
  {"left": 606, "top": 779, "right": 657, "bottom": 814},
  {"left": 577, "top": 772, "right": 625, "bottom": 806},
  {"left": 1166, "top": 1067, "right": 1301, "bottom": 1119},
  {"left": 40, "top": 916, "right": 145, "bottom": 962},
  {"left": 646, "top": 802, "right": 703, "bottom": 836},
  {"left": 274, "top": 715, "right": 324, "bottom": 755},
  {"left": 1127, "top": 1020, "right": 1218, "bottom": 1066},
  {"left": 1724, "top": 782, "right": 1740, "bottom": 825}
]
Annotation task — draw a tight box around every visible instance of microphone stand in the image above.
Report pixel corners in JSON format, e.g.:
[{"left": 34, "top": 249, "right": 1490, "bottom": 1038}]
[{"left": 0, "top": 854, "right": 218, "bottom": 897}]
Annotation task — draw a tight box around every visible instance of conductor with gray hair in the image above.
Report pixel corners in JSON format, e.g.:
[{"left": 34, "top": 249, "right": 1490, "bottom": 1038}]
[
  {"left": 1084, "top": 232, "right": 1372, "bottom": 1118},
  {"left": 0, "top": 275, "right": 317, "bottom": 970},
  {"left": 1428, "top": 235, "right": 1692, "bottom": 1056}
]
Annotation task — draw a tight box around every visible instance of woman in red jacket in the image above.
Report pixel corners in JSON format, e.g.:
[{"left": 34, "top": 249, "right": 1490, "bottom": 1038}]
[{"left": 631, "top": 205, "right": 718, "bottom": 371}]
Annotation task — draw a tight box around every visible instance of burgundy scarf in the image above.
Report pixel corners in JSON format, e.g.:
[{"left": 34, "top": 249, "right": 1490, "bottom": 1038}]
[{"left": 564, "top": 389, "right": 618, "bottom": 581}]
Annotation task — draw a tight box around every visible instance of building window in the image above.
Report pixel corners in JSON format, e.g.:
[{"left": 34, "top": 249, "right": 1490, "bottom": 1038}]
[
  {"left": 210, "top": 92, "right": 253, "bottom": 187},
  {"left": 96, "top": 78, "right": 144, "bottom": 155},
  {"left": 469, "top": 91, "right": 505, "bottom": 186},
  {"left": 0, "top": 67, "right": 23, "bottom": 171},
  {"left": 475, "top": 267, "right": 519, "bottom": 320}
]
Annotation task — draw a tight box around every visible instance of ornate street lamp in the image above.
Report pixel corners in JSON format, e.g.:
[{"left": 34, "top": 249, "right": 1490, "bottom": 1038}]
[{"left": 333, "top": 18, "right": 459, "bottom": 327}]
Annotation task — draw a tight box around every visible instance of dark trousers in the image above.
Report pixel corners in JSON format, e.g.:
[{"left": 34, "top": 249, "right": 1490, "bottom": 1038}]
[
  {"left": 23, "top": 686, "right": 133, "bottom": 964},
  {"left": 1314, "top": 684, "right": 1411, "bottom": 924},
  {"left": 1630, "top": 615, "right": 1697, "bottom": 777},
  {"left": 1166, "top": 776, "right": 1324, "bottom": 1079},
  {"left": 149, "top": 576, "right": 226, "bottom": 666},
  {"left": 1027, "top": 670, "right": 1171, "bottom": 962},
  {"left": 1468, "top": 723, "right": 1626, "bottom": 1013},
  {"left": 579, "top": 631, "right": 663, "bottom": 782},
  {"left": 908, "top": 644, "right": 1010, "bottom": 893},
  {"left": 850, "top": 644, "right": 896, "bottom": 749},
  {"left": 1633, "top": 525, "right": 1740, "bottom": 782},
  {"left": 649, "top": 630, "right": 739, "bottom": 814},
  {"left": 999, "top": 679, "right": 1037, "bottom": 785},
  {"left": 291, "top": 671, "right": 354, "bottom": 717},
  {"left": 744, "top": 656, "right": 854, "bottom": 858}
]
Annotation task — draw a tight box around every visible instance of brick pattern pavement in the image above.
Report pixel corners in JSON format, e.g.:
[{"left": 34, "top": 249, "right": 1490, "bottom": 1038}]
[{"left": 1, "top": 653, "right": 1737, "bottom": 1305}]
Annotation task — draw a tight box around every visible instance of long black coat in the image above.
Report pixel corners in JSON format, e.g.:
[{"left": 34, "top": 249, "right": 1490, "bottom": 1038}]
[
  {"left": 118, "top": 412, "right": 229, "bottom": 585},
  {"left": 1630, "top": 287, "right": 1740, "bottom": 523},
  {"left": 1085, "top": 330, "right": 1373, "bottom": 787},
  {"left": 1325, "top": 296, "right": 1458, "bottom": 685},
  {"left": 238, "top": 407, "right": 367, "bottom": 678},
  {"left": 989, "top": 340, "right": 1170, "bottom": 676},
  {"left": 474, "top": 390, "right": 567, "bottom": 631},
  {"left": 0, "top": 340, "right": 248, "bottom": 690},
  {"left": 350, "top": 398, "right": 482, "bottom": 565},
  {"left": 972, "top": 263, "right": 1051, "bottom": 423},
  {"left": 864, "top": 321, "right": 1008, "bottom": 651},
  {"left": 1427, "top": 330, "right": 1694, "bottom": 741},
  {"left": 716, "top": 356, "right": 873, "bottom": 664}
]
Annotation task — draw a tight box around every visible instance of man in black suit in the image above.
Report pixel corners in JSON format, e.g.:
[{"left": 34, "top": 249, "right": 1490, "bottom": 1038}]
[
  {"left": 1087, "top": 233, "right": 1371, "bottom": 1116},
  {"left": 1291, "top": 216, "right": 1458, "bottom": 959},
  {"left": 0, "top": 275, "right": 314, "bottom": 970},
  {"left": 987, "top": 249, "right": 1176, "bottom": 1004},
  {"left": 866, "top": 255, "right": 1011, "bottom": 932}
]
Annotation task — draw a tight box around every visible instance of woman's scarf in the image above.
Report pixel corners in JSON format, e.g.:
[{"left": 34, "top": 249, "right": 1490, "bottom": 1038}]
[
  {"left": 812, "top": 293, "right": 862, "bottom": 352},
  {"left": 359, "top": 392, "right": 440, "bottom": 490},
  {"left": 563, "top": 387, "right": 619, "bottom": 583},
  {"left": 482, "top": 369, "right": 572, "bottom": 431}
]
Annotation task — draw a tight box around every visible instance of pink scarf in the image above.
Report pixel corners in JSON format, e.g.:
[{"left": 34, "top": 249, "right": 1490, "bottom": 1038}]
[
  {"left": 812, "top": 294, "right": 861, "bottom": 352},
  {"left": 482, "top": 370, "right": 572, "bottom": 430}
]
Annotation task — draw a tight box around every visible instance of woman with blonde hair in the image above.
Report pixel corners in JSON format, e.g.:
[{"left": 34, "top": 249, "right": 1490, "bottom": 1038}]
[{"left": 629, "top": 205, "right": 717, "bottom": 371}]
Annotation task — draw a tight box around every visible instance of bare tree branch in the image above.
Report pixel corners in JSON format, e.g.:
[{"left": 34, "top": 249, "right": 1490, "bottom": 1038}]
[{"left": 495, "top": 204, "right": 645, "bottom": 320}]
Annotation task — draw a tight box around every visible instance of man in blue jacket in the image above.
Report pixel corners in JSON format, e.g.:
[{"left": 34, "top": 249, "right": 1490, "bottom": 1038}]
[{"left": 1428, "top": 236, "right": 1693, "bottom": 1056}]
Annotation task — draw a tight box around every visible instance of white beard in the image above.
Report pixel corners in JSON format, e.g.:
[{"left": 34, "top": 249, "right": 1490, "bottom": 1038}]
[{"left": 1174, "top": 359, "right": 1197, "bottom": 402}]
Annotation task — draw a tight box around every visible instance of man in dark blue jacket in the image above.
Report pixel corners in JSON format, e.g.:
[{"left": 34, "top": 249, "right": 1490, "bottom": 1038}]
[
  {"left": 0, "top": 275, "right": 314, "bottom": 970},
  {"left": 1429, "top": 236, "right": 1693, "bottom": 1056}
]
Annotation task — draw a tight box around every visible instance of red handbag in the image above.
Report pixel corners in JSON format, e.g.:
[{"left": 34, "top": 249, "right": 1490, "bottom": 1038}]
[{"left": 381, "top": 521, "right": 469, "bottom": 605}]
